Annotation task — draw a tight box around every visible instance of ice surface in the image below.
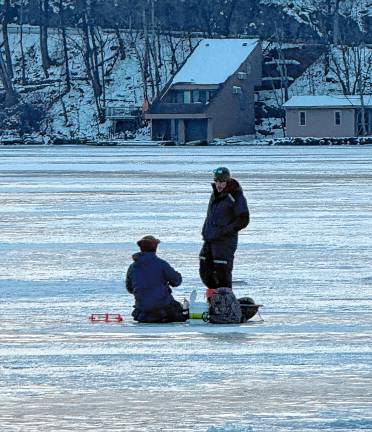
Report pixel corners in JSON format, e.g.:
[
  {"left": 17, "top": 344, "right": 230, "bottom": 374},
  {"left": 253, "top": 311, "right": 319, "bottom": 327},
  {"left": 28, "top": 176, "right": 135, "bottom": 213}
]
[{"left": 0, "top": 145, "right": 371, "bottom": 431}]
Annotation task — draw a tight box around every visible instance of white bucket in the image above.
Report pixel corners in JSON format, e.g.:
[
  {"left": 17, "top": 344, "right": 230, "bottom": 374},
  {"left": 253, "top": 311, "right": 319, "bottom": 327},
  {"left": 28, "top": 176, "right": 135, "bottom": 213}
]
[{"left": 188, "top": 290, "right": 209, "bottom": 320}]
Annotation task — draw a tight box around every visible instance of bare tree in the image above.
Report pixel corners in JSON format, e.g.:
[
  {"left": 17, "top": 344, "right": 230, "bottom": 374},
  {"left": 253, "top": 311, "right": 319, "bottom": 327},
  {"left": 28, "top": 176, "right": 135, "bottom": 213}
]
[
  {"left": 355, "top": 44, "right": 372, "bottom": 136},
  {"left": 54, "top": 0, "right": 71, "bottom": 93},
  {"left": 78, "top": 0, "right": 104, "bottom": 122},
  {"left": 329, "top": 43, "right": 372, "bottom": 135},
  {"left": 0, "top": 43, "right": 18, "bottom": 106},
  {"left": 220, "top": 0, "right": 239, "bottom": 36},
  {"left": 1, "top": 0, "right": 14, "bottom": 78},
  {"left": 148, "top": 0, "right": 162, "bottom": 98},
  {"left": 164, "top": 31, "right": 182, "bottom": 75},
  {"left": 134, "top": 7, "right": 150, "bottom": 102},
  {"left": 329, "top": 44, "right": 372, "bottom": 95},
  {"left": 264, "top": 25, "right": 291, "bottom": 136},
  {"left": 19, "top": 0, "right": 27, "bottom": 83},
  {"left": 39, "top": 0, "right": 51, "bottom": 77},
  {"left": 95, "top": 28, "right": 121, "bottom": 115},
  {"left": 333, "top": 0, "right": 341, "bottom": 45},
  {"left": 115, "top": 28, "right": 126, "bottom": 60}
]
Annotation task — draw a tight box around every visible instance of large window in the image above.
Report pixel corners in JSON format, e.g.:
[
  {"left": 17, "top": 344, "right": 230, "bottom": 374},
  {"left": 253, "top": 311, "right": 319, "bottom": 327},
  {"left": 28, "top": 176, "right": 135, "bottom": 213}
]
[
  {"left": 335, "top": 111, "right": 341, "bottom": 126},
  {"left": 299, "top": 111, "right": 306, "bottom": 126},
  {"left": 191, "top": 90, "right": 210, "bottom": 104},
  {"left": 172, "top": 89, "right": 217, "bottom": 104}
]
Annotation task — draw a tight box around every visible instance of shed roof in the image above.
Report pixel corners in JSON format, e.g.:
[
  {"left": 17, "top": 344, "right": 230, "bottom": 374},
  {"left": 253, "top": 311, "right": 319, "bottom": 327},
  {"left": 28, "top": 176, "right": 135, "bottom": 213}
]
[
  {"left": 171, "top": 38, "right": 259, "bottom": 86},
  {"left": 283, "top": 95, "right": 372, "bottom": 109}
]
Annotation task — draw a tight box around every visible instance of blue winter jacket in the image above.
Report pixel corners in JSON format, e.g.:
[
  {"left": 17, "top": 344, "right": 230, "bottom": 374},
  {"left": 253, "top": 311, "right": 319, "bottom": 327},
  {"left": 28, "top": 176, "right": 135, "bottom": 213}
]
[
  {"left": 202, "top": 179, "right": 249, "bottom": 242},
  {"left": 126, "top": 252, "right": 182, "bottom": 312}
]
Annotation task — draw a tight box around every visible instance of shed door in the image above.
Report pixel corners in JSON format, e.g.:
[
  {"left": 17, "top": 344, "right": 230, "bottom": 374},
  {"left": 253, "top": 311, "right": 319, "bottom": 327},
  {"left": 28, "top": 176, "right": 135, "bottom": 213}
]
[{"left": 185, "top": 119, "right": 208, "bottom": 142}]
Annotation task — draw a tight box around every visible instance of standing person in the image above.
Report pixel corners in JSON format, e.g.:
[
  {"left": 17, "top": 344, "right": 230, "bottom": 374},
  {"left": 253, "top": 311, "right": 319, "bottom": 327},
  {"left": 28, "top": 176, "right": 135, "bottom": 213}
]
[
  {"left": 199, "top": 167, "right": 249, "bottom": 294},
  {"left": 126, "top": 235, "right": 187, "bottom": 323}
]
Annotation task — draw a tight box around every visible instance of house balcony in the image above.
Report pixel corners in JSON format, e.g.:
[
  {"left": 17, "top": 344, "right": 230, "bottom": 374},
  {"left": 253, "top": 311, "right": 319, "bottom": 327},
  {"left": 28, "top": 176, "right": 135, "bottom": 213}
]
[
  {"left": 147, "top": 102, "right": 207, "bottom": 115},
  {"left": 105, "top": 105, "right": 139, "bottom": 119}
]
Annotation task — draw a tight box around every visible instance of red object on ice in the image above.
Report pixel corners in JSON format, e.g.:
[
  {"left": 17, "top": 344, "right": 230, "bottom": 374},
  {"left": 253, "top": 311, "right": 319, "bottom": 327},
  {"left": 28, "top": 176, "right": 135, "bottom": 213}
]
[{"left": 89, "top": 313, "right": 124, "bottom": 323}]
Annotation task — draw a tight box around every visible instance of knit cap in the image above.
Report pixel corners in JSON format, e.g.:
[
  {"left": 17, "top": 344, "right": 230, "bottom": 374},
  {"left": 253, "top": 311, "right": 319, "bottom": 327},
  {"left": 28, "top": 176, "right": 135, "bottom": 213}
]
[{"left": 213, "top": 167, "right": 231, "bottom": 182}]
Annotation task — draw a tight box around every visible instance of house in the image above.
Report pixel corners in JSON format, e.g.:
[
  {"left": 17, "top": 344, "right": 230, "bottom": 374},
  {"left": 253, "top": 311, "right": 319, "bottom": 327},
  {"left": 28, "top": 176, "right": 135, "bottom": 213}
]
[
  {"left": 283, "top": 95, "right": 372, "bottom": 138},
  {"left": 145, "top": 38, "right": 262, "bottom": 144}
]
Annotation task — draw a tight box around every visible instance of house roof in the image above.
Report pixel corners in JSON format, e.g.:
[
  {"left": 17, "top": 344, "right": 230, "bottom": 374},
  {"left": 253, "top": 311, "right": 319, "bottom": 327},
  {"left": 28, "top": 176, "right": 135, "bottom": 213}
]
[
  {"left": 171, "top": 38, "right": 259, "bottom": 86},
  {"left": 283, "top": 95, "right": 372, "bottom": 109}
]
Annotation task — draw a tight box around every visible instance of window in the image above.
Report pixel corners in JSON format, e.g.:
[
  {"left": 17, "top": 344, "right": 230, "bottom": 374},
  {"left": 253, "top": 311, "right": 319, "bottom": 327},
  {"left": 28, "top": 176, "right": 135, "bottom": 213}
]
[
  {"left": 198, "top": 90, "right": 207, "bottom": 104},
  {"left": 335, "top": 111, "right": 341, "bottom": 126},
  {"left": 176, "top": 91, "right": 183, "bottom": 103},
  {"left": 192, "top": 90, "right": 200, "bottom": 103},
  {"left": 183, "top": 90, "right": 191, "bottom": 104},
  {"left": 299, "top": 111, "right": 306, "bottom": 126}
]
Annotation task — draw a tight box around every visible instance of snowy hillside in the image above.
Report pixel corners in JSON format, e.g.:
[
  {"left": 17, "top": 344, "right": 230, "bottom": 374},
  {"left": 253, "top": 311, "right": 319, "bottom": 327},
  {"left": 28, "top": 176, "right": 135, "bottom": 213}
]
[
  {"left": 256, "top": 41, "right": 372, "bottom": 138},
  {"left": 1, "top": 20, "right": 370, "bottom": 142},
  {"left": 261, "top": 0, "right": 371, "bottom": 33},
  {"left": 2, "top": 26, "right": 194, "bottom": 141}
]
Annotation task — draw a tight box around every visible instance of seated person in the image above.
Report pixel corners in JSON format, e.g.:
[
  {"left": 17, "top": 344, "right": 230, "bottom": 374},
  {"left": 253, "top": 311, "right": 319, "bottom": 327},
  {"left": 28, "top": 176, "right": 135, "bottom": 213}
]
[{"left": 126, "top": 235, "right": 187, "bottom": 323}]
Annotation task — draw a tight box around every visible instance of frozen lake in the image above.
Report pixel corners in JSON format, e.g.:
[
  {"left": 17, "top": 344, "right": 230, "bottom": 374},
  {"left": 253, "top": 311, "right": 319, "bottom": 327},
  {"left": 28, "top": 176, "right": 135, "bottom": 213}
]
[{"left": 0, "top": 145, "right": 371, "bottom": 432}]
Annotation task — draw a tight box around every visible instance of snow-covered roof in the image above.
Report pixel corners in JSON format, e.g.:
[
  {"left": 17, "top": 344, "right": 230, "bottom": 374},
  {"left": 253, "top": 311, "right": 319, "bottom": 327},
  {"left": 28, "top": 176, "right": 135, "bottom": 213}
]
[
  {"left": 171, "top": 38, "right": 259, "bottom": 85},
  {"left": 283, "top": 95, "right": 372, "bottom": 109}
]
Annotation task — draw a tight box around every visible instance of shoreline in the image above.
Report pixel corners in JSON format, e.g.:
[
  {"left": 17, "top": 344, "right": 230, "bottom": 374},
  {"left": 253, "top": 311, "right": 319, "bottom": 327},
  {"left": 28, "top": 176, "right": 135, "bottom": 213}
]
[{"left": 1, "top": 135, "right": 371, "bottom": 146}]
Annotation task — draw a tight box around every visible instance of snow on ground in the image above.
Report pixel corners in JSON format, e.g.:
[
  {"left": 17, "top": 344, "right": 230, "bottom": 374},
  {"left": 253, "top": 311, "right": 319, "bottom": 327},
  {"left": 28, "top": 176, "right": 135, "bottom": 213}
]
[
  {"left": 0, "top": 145, "right": 371, "bottom": 431},
  {"left": 288, "top": 46, "right": 372, "bottom": 99},
  {"left": 259, "top": 0, "right": 371, "bottom": 33},
  {"left": 7, "top": 27, "right": 193, "bottom": 139}
]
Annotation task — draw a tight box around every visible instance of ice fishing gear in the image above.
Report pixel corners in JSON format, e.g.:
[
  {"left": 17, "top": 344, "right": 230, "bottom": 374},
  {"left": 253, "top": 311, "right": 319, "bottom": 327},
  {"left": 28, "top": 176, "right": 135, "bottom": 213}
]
[
  {"left": 208, "top": 287, "right": 242, "bottom": 324},
  {"left": 187, "top": 289, "right": 263, "bottom": 323},
  {"left": 89, "top": 313, "right": 124, "bottom": 323},
  {"left": 188, "top": 290, "right": 209, "bottom": 320},
  {"left": 238, "top": 297, "right": 263, "bottom": 322}
]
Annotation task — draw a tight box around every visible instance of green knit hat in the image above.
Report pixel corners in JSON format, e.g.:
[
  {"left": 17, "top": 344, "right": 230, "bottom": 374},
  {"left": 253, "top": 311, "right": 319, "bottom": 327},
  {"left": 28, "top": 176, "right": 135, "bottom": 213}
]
[{"left": 213, "top": 167, "right": 231, "bottom": 182}]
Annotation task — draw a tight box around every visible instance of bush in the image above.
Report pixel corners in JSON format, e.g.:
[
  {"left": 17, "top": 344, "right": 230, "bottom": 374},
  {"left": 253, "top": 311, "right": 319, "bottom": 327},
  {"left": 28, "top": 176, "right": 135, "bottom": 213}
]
[{"left": 0, "top": 103, "right": 46, "bottom": 134}]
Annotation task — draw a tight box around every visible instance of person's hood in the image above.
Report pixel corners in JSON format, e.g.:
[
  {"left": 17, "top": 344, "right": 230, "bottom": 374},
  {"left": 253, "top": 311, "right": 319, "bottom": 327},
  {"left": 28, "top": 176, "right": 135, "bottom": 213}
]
[
  {"left": 132, "top": 251, "right": 157, "bottom": 264},
  {"left": 211, "top": 178, "right": 241, "bottom": 196}
]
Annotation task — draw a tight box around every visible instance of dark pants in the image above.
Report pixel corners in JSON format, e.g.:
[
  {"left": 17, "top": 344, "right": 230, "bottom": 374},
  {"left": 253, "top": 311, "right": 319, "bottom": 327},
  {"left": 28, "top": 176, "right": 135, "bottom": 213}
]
[
  {"left": 199, "top": 239, "right": 237, "bottom": 288},
  {"left": 132, "top": 300, "right": 188, "bottom": 323}
]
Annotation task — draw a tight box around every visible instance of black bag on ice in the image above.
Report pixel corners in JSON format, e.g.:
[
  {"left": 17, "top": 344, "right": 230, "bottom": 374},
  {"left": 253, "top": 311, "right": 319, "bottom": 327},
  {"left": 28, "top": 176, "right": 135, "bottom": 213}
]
[{"left": 208, "top": 287, "right": 242, "bottom": 324}]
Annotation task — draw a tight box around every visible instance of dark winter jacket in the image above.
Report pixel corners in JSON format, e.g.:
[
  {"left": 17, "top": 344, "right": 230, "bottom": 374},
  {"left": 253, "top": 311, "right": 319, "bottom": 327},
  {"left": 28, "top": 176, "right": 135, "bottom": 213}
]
[
  {"left": 202, "top": 179, "right": 249, "bottom": 243},
  {"left": 126, "top": 252, "right": 182, "bottom": 312}
]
